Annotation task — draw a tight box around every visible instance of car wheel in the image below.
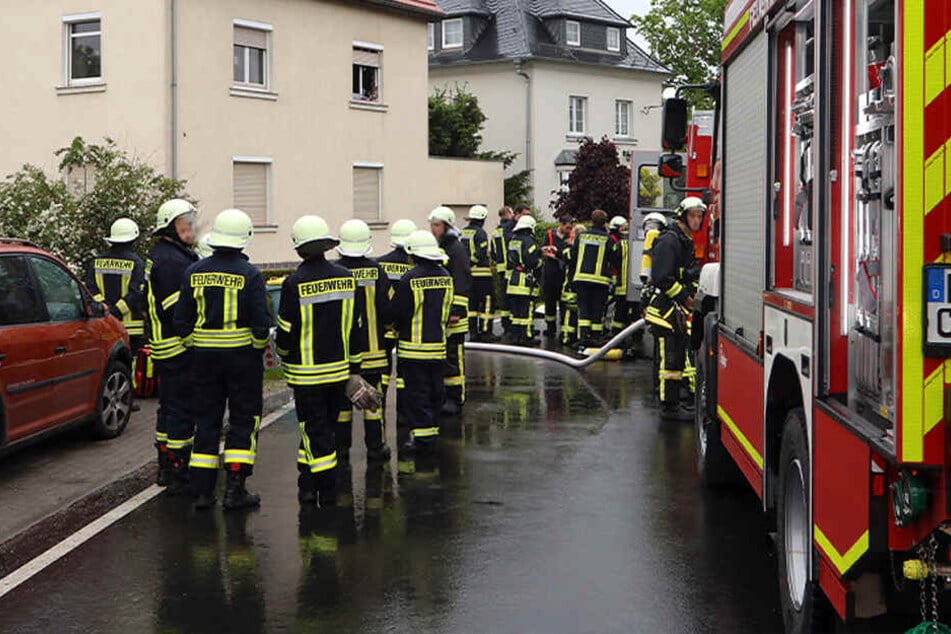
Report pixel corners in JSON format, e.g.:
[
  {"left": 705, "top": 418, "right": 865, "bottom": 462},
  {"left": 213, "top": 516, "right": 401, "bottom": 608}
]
[
  {"left": 695, "top": 342, "right": 739, "bottom": 487},
  {"left": 92, "top": 360, "right": 132, "bottom": 439}
]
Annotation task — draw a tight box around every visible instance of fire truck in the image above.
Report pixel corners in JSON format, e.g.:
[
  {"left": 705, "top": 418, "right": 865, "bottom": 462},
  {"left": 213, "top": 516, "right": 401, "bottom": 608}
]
[{"left": 657, "top": 0, "right": 951, "bottom": 631}]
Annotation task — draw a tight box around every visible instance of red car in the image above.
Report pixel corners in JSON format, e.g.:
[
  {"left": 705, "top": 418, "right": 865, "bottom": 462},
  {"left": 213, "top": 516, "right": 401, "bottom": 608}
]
[{"left": 0, "top": 239, "right": 133, "bottom": 452}]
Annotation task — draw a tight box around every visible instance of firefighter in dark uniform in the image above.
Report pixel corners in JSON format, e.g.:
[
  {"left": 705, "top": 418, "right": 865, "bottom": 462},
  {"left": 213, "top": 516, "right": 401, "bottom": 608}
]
[
  {"left": 174, "top": 209, "right": 270, "bottom": 510},
  {"left": 609, "top": 215, "right": 632, "bottom": 334},
  {"left": 566, "top": 209, "right": 620, "bottom": 349},
  {"left": 461, "top": 205, "right": 493, "bottom": 341},
  {"left": 377, "top": 219, "right": 416, "bottom": 415},
  {"left": 506, "top": 215, "right": 542, "bottom": 345},
  {"left": 276, "top": 215, "right": 381, "bottom": 507},
  {"left": 392, "top": 230, "right": 453, "bottom": 456},
  {"left": 428, "top": 206, "right": 470, "bottom": 416},
  {"left": 335, "top": 219, "right": 391, "bottom": 463},
  {"left": 147, "top": 199, "right": 199, "bottom": 490},
  {"left": 646, "top": 197, "right": 706, "bottom": 421},
  {"left": 87, "top": 218, "right": 147, "bottom": 350},
  {"left": 541, "top": 216, "right": 571, "bottom": 339},
  {"left": 491, "top": 207, "right": 515, "bottom": 335}
]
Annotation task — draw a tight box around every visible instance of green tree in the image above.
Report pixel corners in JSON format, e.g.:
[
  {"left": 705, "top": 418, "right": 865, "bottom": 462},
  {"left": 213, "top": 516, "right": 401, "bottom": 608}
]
[
  {"left": 638, "top": 167, "right": 664, "bottom": 207},
  {"left": 0, "top": 137, "right": 190, "bottom": 271},
  {"left": 551, "top": 137, "right": 630, "bottom": 222},
  {"left": 429, "top": 86, "right": 486, "bottom": 157},
  {"left": 631, "top": 0, "right": 728, "bottom": 106}
]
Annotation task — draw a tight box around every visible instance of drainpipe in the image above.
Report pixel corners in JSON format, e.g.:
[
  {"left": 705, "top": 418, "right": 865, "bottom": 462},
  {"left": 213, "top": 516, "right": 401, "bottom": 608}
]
[
  {"left": 170, "top": 0, "right": 179, "bottom": 179},
  {"left": 514, "top": 59, "right": 532, "bottom": 190}
]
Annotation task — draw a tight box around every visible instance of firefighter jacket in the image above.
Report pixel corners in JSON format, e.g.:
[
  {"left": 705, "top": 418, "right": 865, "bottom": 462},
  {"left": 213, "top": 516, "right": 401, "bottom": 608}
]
[
  {"left": 86, "top": 244, "right": 146, "bottom": 337},
  {"left": 640, "top": 228, "right": 662, "bottom": 283},
  {"left": 338, "top": 255, "right": 390, "bottom": 374},
  {"left": 377, "top": 247, "right": 411, "bottom": 341},
  {"left": 610, "top": 230, "right": 629, "bottom": 298},
  {"left": 646, "top": 222, "right": 698, "bottom": 331},
  {"left": 507, "top": 229, "right": 542, "bottom": 296},
  {"left": 567, "top": 226, "right": 619, "bottom": 287},
  {"left": 542, "top": 228, "right": 569, "bottom": 286},
  {"left": 491, "top": 218, "right": 515, "bottom": 273},
  {"left": 173, "top": 250, "right": 270, "bottom": 352},
  {"left": 392, "top": 260, "right": 454, "bottom": 362},
  {"left": 146, "top": 239, "right": 199, "bottom": 360},
  {"left": 461, "top": 221, "right": 492, "bottom": 279},
  {"left": 438, "top": 230, "right": 471, "bottom": 336},
  {"left": 275, "top": 257, "right": 360, "bottom": 387}
]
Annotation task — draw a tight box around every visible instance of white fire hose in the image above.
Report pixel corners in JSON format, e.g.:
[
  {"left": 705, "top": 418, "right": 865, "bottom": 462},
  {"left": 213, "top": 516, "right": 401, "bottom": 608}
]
[{"left": 464, "top": 319, "right": 646, "bottom": 369}]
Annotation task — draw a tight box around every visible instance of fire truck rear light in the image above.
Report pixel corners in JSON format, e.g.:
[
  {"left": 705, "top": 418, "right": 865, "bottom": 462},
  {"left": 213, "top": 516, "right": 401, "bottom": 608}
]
[
  {"left": 872, "top": 474, "right": 885, "bottom": 496},
  {"left": 697, "top": 164, "right": 709, "bottom": 178}
]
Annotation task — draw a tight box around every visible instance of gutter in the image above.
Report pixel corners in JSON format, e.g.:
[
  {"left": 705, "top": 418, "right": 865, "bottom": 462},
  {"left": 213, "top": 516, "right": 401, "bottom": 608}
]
[
  {"left": 514, "top": 58, "right": 533, "bottom": 186},
  {"left": 170, "top": 0, "right": 178, "bottom": 179}
]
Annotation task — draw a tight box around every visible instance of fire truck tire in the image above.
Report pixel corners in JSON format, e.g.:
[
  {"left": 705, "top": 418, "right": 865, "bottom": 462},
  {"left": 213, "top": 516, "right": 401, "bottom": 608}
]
[
  {"left": 777, "top": 409, "right": 834, "bottom": 634},
  {"left": 694, "top": 345, "right": 738, "bottom": 487}
]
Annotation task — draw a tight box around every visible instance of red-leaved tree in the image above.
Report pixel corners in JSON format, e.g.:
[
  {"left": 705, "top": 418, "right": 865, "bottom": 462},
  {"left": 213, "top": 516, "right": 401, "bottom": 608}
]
[{"left": 551, "top": 137, "right": 630, "bottom": 221}]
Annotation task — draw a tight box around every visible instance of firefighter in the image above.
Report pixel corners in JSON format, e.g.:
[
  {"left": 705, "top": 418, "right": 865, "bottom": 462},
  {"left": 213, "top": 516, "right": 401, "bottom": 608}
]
[
  {"left": 506, "top": 215, "right": 541, "bottom": 345},
  {"left": 461, "top": 205, "right": 493, "bottom": 341},
  {"left": 491, "top": 207, "right": 515, "bottom": 334},
  {"left": 392, "top": 230, "right": 454, "bottom": 456},
  {"left": 428, "top": 206, "right": 470, "bottom": 416},
  {"left": 566, "top": 210, "right": 620, "bottom": 349},
  {"left": 639, "top": 212, "right": 668, "bottom": 285},
  {"left": 560, "top": 223, "right": 586, "bottom": 347},
  {"left": 173, "top": 209, "right": 270, "bottom": 510},
  {"left": 276, "top": 215, "right": 381, "bottom": 507},
  {"left": 147, "top": 199, "right": 199, "bottom": 490},
  {"left": 646, "top": 197, "right": 705, "bottom": 421},
  {"left": 335, "top": 219, "right": 391, "bottom": 463},
  {"left": 541, "top": 216, "right": 571, "bottom": 339},
  {"left": 87, "top": 218, "right": 147, "bottom": 350},
  {"left": 377, "top": 219, "right": 417, "bottom": 410},
  {"left": 609, "top": 216, "right": 632, "bottom": 335}
]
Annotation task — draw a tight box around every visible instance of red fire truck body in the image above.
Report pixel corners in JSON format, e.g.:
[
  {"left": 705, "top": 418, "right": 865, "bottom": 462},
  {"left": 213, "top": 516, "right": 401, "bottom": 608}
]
[
  {"left": 682, "top": 0, "right": 951, "bottom": 629},
  {"left": 685, "top": 111, "right": 717, "bottom": 264}
]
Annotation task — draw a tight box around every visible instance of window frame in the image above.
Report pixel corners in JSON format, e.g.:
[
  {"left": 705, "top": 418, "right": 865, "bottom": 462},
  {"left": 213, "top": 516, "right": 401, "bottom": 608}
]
[
  {"left": 442, "top": 18, "right": 463, "bottom": 49},
  {"left": 232, "top": 156, "right": 273, "bottom": 228},
  {"left": 28, "top": 256, "right": 85, "bottom": 323},
  {"left": 233, "top": 19, "right": 273, "bottom": 91},
  {"left": 352, "top": 163, "right": 384, "bottom": 223},
  {"left": 352, "top": 41, "right": 383, "bottom": 104},
  {"left": 428, "top": 23, "right": 435, "bottom": 51},
  {"left": 63, "top": 13, "right": 103, "bottom": 86},
  {"left": 568, "top": 95, "right": 587, "bottom": 135},
  {"left": 615, "top": 99, "right": 633, "bottom": 137},
  {"left": 606, "top": 27, "right": 620, "bottom": 52},
  {"left": 566, "top": 20, "right": 581, "bottom": 47},
  {"left": 0, "top": 255, "right": 49, "bottom": 327}
]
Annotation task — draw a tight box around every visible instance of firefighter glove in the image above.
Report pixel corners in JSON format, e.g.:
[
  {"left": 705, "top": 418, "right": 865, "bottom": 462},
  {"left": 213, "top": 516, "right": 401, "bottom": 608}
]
[{"left": 346, "top": 375, "right": 383, "bottom": 411}]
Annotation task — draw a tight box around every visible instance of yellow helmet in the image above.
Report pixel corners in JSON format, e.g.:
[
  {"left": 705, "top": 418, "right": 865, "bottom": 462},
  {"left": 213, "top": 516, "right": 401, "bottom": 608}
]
[
  {"left": 428, "top": 206, "right": 456, "bottom": 227},
  {"left": 337, "top": 219, "right": 372, "bottom": 257},
  {"left": 291, "top": 215, "right": 338, "bottom": 249},
  {"left": 466, "top": 205, "right": 488, "bottom": 221},
  {"left": 390, "top": 219, "right": 418, "bottom": 248},
  {"left": 514, "top": 216, "right": 536, "bottom": 232},
  {"left": 105, "top": 218, "right": 140, "bottom": 244},
  {"left": 207, "top": 209, "right": 253, "bottom": 249},
  {"left": 154, "top": 199, "right": 196, "bottom": 234},
  {"left": 404, "top": 230, "right": 448, "bottom": 263}
]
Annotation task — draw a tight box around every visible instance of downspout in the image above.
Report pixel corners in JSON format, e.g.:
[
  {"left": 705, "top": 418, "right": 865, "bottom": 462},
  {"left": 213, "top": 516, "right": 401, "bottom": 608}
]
[
  {"left": 170, "top": 0, "right": 179, "bottom": 179},
  {"left": 514, "top": 59, "right": 532, "bottom": 189}
]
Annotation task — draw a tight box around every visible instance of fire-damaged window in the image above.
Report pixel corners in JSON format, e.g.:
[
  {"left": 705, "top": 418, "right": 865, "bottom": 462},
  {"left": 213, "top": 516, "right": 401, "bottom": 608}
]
[{"left": 352, "top": 45, "right": 382, "bottom": 103}]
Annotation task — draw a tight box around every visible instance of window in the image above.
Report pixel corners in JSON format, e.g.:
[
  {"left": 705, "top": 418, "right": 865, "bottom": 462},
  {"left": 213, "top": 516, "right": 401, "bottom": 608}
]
[
  {"left": 568, "top": 96, "right": 587, "bottom": 134},
  {"left": 442, "top": 18, "right": 463, "bottom": 48},
  {"left": 233, "top": 21, "right": 270, "bottom": 88},
  {"left": 566, "top": 20, "right": 581, "bottom": 46},
  {"left": 353, "top": 45, "right": 381, "bottom": 103},
  {"left": 428, "top": 23, "right": 435, "bottom": 51},
  {"left": 353, "top": 165, "right": 382, "bottom": 222},
  {"left": 30, "top": 257, "right": 84, "bottom": 322},
  {"left": 615, "top": 100, "right": 632, "bottom": 137},
  {"left": 64, "top": 15, "right": 101, "bottom": 84},
  {"left": 0, "top": 257, "right": 46, "bottom": 326},
  {"left": 607, "top": 27, "right": 620, "bottom": 52},
  {"left": 233, "top": 159, "right": 271, "bottom": 227},
  {"left": 558, "top": 170, "right": 572, "bottom": 192}
]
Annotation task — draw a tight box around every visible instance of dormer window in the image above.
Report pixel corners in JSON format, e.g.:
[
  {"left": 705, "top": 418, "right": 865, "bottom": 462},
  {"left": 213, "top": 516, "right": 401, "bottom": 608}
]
[
  {"left": 442, "top": 18, "right": 463, "bottom": 49},
  {"left": 607, "top": 27, "right": 620, "bottom": 52},
  {"left": 566, "top": 20, "right": 581, "bottom": 47}
]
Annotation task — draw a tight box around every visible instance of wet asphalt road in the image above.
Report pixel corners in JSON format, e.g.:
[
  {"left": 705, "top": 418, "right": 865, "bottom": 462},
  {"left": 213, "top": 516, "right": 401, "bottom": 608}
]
[{"left": 0, "top": 353, "right": 786, "bottom": 634}]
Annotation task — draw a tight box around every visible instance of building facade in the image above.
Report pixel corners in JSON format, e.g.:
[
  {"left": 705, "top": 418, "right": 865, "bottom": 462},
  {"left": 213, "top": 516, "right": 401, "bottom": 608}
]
[
  {"left": 1, "top": 0, "right": 502, "bottom": 264},
  {"left": 428, "top": 0, "right": 668, "bottom": 214}
]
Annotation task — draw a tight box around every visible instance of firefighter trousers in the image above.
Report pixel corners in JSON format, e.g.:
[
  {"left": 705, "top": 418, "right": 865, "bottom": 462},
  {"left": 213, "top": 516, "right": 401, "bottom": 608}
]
[
  {"left": 336, "top": 372, "right": 386, "bottom": 454},
  {"left": 508, "top": 294, "right": 535, "bottom": 339},
  {"left": 295, "top": 383, "right": 345, "bottom": 497},
  {"left": 188, "top": 348, "right": 264, "bottom": 496},
  {"left": 656, "top": 329, "right": 687, "bottom": 407},
  {"left": 397, "top": 360, "right": 444, "bottom": 446},
  {"left": 155, "top": 351, "right": 194, "bottom": 456},
  {"left": 444, "top": 333, "right": 466, "bottom": 406},
  {"left": 497, "top": 273, "right": 510, "bottom": 332},
  {"left": 543, "top": 273, "right": 565, "bottom": 336},
  {"left": 611, "top": 297, "right": 634, "bottom": 332},
  {"left": 469, "top": 277, "right": 494, "bottom": 336},
  {"left": 575, "top": 282, "right": 610, "bottom": 343}
]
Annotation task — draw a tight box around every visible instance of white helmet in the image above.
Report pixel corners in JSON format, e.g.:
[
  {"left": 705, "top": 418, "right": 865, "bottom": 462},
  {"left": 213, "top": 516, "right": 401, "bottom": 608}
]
[
  {"left": 154, "top": 199, "right": 196, "bottom": 234},
  {"left": 609, "top": 215, "right": 629, "bottom": 231},
  {"left": 643, "top": 212, "right": 667, "bottom": 230},
  {"left": 292, "top": 215, "right": 338, "bottom": 250},
  {"left": 337, "top": 219, "right": 372, "bottom": 257},
  {"left": 428, "top": 206, "right": 456, "bottom": 227},
  {"left": 404, "top": 230, "right": 448, "bottom": 263},
  {"left": 206, "top": 209, "right": 253, "bottom": 250},
  {"left": 466, "top": 205, "right": 488, "bottom": 221},
  {"left": 390, "top": 219, "right": 418, "bottom": 248},
  {"left": 514, "top": 215, "right": 536, "bottom": 232},
  {"left": 675, "top": 196, "right": 707, "bottom": 221},
  {"left": 105, "top": 218, "right": 139, "bottom": 244}
]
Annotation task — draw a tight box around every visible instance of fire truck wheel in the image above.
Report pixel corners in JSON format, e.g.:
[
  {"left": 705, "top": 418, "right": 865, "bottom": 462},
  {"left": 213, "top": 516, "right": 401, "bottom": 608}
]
[
  {"left": 694, "top": 345, "right": 738, "bottom": 487},
  {"left": 777, "top": 408, "right": 833, "bottom": 634}
]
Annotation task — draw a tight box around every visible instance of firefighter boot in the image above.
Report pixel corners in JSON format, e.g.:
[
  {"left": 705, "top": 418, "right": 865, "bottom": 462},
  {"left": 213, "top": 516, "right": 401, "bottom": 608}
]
[
  {"left": 166, "top": 449, "right": 191, "bottom": 496},
  {"left": 155, "top": 444, "right": 171, "bottom": 487},
  {"left": 192, "top": 468, "right": 218, "bottom": 510},
  {"left": 660, "top": 403, "right": 694, "bottom": 422},
  {"left": 366, "top": 443, "right": 392, "bottom": 462},
  {"left": 298, "top": 470, "right": 318, "bottom": 506},
  {"left": 223, "top": 468, "right": 261, "bottom": 511}
]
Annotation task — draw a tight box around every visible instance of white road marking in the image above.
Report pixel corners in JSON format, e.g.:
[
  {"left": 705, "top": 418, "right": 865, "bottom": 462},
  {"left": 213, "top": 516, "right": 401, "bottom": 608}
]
[{"left": 0, "top": 401, "right": 294, "bottom": 599}]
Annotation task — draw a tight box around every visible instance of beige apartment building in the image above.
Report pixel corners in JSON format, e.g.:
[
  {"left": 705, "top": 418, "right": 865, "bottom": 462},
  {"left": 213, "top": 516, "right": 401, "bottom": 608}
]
[{"left": 1, "top": 0, "right": 502, "bottom": 264}]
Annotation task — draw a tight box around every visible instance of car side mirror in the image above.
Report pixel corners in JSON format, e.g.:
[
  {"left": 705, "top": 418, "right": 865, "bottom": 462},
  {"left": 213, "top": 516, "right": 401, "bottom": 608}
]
[
  {"left": 661, "top": 97, "right": 689, "bottom": 151},
  {"left": 658, "top": 154, "right": 684, "bottom": 179}
]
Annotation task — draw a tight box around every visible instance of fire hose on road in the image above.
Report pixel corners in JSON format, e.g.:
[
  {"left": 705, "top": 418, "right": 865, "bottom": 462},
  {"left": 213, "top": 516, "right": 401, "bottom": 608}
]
[{"left": 464, "top": 319, "right": 646, "bottom": 370}]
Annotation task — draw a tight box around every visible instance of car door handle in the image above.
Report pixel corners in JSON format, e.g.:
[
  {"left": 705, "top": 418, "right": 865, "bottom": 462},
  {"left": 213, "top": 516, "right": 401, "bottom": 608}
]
[{"left": 54, "top": 346, "right": 66, "bottom": 354}]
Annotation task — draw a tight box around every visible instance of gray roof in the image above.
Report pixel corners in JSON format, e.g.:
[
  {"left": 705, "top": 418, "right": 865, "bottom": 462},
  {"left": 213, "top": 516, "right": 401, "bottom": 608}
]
[
  {"left": 554, "top": 149, "right": 577, "bottom": 165},
  {"left": 429, "top": 0, "right": 667, "bottom": 74}
]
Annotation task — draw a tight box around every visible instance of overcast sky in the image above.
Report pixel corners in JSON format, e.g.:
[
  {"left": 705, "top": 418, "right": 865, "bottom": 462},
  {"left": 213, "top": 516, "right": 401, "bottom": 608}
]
[{"left": 604, "top": 0, "right": 654, "bottom": 48}]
